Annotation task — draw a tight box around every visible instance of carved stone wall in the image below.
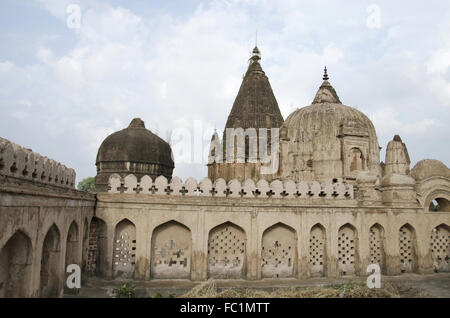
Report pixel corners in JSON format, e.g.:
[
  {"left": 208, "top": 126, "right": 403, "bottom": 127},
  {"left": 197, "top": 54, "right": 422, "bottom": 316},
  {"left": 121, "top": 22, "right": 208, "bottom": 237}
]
[
  {"left": 261, "top": 224, "right": 296, "bottom": 278},
  {"left": 0, "top": 137, "right": 76, "bottom": 188},
  {"left": 151, "top": 221, "right": 191, "bottom": 279},
  {"left": 309, "top": 224, "right": 326, "bottom": 276},
  {"left": 208, "top": 223, "right": 246, "bottom": 279},
  {"left": 399, "top": 224, "right": 416, "bottom": 273},
  {"left": 107, "top": 174, "right": 354, "bottom": 199},
  {"left": 369, "top": 224, "right": 385, "bottom": 270},
  {"left": 338, "top": 224, "right": 357, "bottom": 276},
  {"left": 113, "top": 220, "right": 136, "bottom": 278},
  {"left": 430, "top": 225, "right": 449, "bottom": 272}
]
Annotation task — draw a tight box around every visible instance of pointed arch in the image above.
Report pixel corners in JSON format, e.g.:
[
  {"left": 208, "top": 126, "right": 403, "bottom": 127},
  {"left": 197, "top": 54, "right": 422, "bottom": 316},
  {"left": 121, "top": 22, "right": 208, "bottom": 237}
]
[
  {"left": 0, "top": 230, "right": 32, "bottom": 298},
  {"left": 65, "top": 221, "right": 79, "bottom": 268},
  {"left": 398, "top": 223, "right": 418, "bottom": 273},
  {"left": 81, "top": 218, "right": 89, "bottom": 273},
  {"left": 337, "top": 223, "right": 359, "bottom": 276},
  {"left": 369, "top": 223, "right": 386, "bottom": 273},
  {"left": 40, "top": 224, "right": 61, "bottom": 297},
  {"left": 86, "top": 217, "right": 107, "bottom": 276},
  {"left": 113, "top": 219, "right": 136, "bottom": 278},
  {"left": 430, "top": 223, "right": 449, "bottom": 272},
  {"left": 151, "top": 220, "right": 192, "bottom": 279},
  {"left": 309, "top": 223, "right": 327, "bottom": 277},
  {"left": 261, "top": 222, "right": 297, "bottom": 278},
  {"left": 208, "top": 222, "right": 246, "bottom": 279}
]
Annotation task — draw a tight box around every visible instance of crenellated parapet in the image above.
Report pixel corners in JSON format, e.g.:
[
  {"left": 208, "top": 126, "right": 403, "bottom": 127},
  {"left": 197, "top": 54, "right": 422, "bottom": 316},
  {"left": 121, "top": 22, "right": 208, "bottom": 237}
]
[
  {"left": 0, "top": 137, "right": 76, "bottom": 188},
  {"left": 107, "top": 174, "right": 354, "bottom": 199}
]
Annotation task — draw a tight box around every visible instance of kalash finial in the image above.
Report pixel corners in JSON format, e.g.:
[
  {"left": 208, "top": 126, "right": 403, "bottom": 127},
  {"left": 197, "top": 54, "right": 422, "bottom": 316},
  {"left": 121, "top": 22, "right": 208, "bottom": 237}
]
[
  {"left": 323, "top": 66, "right": 329, "bottom": 81},
  {"left": 250, "top": 45, "right": 261, "bottom": 63}
]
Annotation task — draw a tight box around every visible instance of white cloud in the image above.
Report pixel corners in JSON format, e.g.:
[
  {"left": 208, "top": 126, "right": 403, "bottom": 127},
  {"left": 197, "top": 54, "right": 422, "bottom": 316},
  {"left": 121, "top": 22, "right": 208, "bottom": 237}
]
[
  {"left": 0, "top": 61, "right": 14, "bottom": 72},
  {"left": 1, "top": 0, "right": 449, "bottom": 183}
]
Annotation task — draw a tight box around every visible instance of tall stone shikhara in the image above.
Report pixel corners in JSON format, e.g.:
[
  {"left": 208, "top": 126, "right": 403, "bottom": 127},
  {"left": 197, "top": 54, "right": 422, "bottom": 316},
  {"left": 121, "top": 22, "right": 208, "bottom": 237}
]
[{"left": 208, "top": 46, "right": 284, "bottom": 182}]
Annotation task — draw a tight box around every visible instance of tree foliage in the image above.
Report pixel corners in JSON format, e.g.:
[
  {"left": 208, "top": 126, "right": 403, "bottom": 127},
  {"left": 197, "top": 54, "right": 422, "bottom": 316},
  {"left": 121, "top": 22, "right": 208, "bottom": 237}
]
[{"left": 77, "top": 177, "right": 95, "bottom": 192}]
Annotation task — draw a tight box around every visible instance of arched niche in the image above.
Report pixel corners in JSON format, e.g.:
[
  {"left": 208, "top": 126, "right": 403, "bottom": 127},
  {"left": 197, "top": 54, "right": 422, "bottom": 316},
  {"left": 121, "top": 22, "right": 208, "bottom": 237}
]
[
  {"left": 86, "top": 217, "right": 108, "bottom": 277},
  {"left": 151, "top": 220, "right": 192, "bottom": 279},
  {"left": 399, "top": 224, "right": 418, "bottom": 273},
  {"left": 113, "top": 219, "right": 136, "bottom": 279},
  {"left": 261, "top": 223, "right": 297, "bottom": 278},
  {"left": 208, "top": 222, "right": 246, "bottom": 279},
  {"left": 338, "top": 223, "right": 359, "bottom": 276},
  {"left": 309, "top": 223, "right": 327, "bottom": 277},
  {"left": 349, "top": 147, "right": 365, "bottom": 172},
  {"left": 40, "top": 224, "right": 61, "bottom": 297},
  {"left": 369, "top": 223, "right": 386, "bottom": 273},
  {"left": 65, "top": 221, "right": 79, "bottom": 268},
  {"left": 430, "top": 224, "right": 449, "bottom": 272},
  {"left": 0, "top": 231, "right": 32, "bottom": 298}
]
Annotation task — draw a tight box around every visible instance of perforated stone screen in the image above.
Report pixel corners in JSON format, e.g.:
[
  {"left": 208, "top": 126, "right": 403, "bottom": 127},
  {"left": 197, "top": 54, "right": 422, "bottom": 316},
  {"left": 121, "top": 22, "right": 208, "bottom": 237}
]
[
  {"left": 261, "top": 224, "right": 296, "bottom": 278},
  {"left": 208, "top": 223, "right": 246, "bottom": 279},
  {"left": 338, "top": 225, "right": 356, "bottom": 275},
  {"left": 399, "top": 225, "right": 415, "bottom": 273},
  {"left": 430, "top": 225, "right": 449, "bottom": 272},
  {"left": 369, "top": 225, "right": 384, "bottom": 268},
  {"left": 113, "top": 220, "right": 136, "bottom": 278},
  {"left": 309, "top": 225, "right": 326, "bottom": 276}
]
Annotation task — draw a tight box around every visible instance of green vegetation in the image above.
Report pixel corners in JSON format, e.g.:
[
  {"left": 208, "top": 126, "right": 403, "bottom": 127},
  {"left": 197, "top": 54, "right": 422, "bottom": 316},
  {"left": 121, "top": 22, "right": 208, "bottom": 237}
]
[
  {"left": 77, "top": 177, "right": 95, "bottom": 192},
  {"left": 115, "top": 283, "right": 136, "bottom": 298}
]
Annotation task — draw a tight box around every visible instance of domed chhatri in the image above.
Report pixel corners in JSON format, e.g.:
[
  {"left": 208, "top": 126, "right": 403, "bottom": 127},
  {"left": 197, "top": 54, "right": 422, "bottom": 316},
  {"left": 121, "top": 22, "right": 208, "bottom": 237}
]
[
  {"left": 279, "top": 67, "right": 380, "bottom": 183},
  {"left": 95, "top": 118, "right": 174, "bottom": 191}
]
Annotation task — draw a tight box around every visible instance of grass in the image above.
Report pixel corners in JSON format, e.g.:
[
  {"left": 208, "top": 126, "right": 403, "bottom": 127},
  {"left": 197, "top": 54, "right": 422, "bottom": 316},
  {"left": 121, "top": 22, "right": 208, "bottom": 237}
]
[{"left": 179, "top": 279, "right": 402, "bottom": 298}]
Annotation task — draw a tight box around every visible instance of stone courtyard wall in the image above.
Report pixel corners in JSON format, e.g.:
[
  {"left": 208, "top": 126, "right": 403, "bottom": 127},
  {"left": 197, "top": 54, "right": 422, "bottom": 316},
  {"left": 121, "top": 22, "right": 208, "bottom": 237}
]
[
  {"left": 0, "top": 138, "right": 95, "bottom": 297},
  {"left": 93, "top": 174, "right": 450, "bottom": 282}
]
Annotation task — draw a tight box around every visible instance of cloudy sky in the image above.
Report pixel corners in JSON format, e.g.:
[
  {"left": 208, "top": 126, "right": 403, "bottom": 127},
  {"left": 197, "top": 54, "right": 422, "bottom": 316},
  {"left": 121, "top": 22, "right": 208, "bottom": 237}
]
[{"left": 0, "top": 0, "right": 449, "bottom": 184}]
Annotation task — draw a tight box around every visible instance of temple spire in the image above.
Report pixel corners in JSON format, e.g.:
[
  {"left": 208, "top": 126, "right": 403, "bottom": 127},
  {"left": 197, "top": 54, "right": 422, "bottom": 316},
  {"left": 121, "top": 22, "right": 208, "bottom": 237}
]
[{"left": 312, "top": 66, "right": 342, "bottom": 104}]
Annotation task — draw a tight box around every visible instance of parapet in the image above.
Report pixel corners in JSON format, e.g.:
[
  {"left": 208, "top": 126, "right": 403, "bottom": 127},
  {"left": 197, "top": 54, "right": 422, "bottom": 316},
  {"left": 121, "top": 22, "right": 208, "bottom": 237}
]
[
  {"left": 107, "top": 174, "right": 354, "bottom": 199},
  {"left": 0, "top": 137, "right": 76, "bottom": 189}
]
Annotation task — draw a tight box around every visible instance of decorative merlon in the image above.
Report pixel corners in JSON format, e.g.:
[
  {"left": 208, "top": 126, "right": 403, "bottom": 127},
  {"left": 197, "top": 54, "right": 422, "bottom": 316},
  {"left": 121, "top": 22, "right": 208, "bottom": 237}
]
[
  {"left": 0, "top": 137, "right": 76, "bottom": 189},
  {"left": 107, "top": 174, "right": 354, "bottom": 199}
]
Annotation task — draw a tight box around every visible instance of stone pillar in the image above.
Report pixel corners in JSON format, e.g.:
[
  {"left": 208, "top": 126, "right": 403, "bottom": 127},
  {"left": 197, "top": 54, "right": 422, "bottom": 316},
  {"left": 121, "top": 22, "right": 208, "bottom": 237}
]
[
  {"left": 358, "top": 211, "right": 370, "bottom": 276},
  {"left": 247, "top": 209, "right": 259, "bottom": 280},
  {"left": 327, "top": 211, "right": 338, "bottom": 277},
  {"left": 414, "top": 216, "right": 434, "bottom": 274},
  {"left": 298, "top": 210, "right": 309, "bottom": 279},
  {"left": 135, "top": 214, "right": 149, "bottom": 280},
  {"left": 191, "top": 210, "right": 207, "bottom": 281},
  {"left": 384, "top": 210, "right": 400, "bottom": 275},
  {"left": 104, "top": 224, "right": 115, "bottom": 279}
]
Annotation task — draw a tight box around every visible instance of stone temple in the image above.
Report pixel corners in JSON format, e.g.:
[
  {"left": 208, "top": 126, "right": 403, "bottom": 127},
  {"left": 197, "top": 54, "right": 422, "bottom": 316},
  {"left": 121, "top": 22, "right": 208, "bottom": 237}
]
[{"left": 0, "top": 46, "right": 449, "bottom": 297}]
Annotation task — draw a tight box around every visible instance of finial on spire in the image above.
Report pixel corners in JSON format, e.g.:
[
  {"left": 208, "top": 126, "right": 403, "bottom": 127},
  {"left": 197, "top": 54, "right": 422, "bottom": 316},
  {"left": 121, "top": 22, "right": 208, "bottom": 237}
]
[
  {"left": 250, "top": 45, "right": 261, "bottom": 63},
  {"left": 323, "top": 66, "right": 329, "bottom": 81}
]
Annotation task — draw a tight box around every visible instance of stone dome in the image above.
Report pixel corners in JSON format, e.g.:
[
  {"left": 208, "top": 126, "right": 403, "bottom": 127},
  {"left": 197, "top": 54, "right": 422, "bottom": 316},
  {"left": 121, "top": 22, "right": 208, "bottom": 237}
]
[
  {"left": 410, "top": 159, "right": 450, "bottom": 181},
  {"left": 95, "top": 118, "right": 174, "bottom": 191},
  {"left": 279, "top": 68, "right": 380, "bottom": 182}
]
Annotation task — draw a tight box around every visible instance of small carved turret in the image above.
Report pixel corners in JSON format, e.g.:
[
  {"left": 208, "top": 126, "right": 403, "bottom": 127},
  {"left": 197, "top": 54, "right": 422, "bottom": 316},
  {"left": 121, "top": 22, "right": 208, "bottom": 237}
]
[{"left": 385, "top": 134, "right": 411, "bottom": 175}]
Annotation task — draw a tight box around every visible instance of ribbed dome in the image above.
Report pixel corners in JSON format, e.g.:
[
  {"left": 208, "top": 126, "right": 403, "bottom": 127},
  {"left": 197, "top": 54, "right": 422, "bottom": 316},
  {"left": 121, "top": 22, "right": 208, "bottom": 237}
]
[
  {"left": 279, "top": 69, "right": 380, "bottom": 182},
  {"left": 95, "top": 118, "right": 174, "bottom": 191}
]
